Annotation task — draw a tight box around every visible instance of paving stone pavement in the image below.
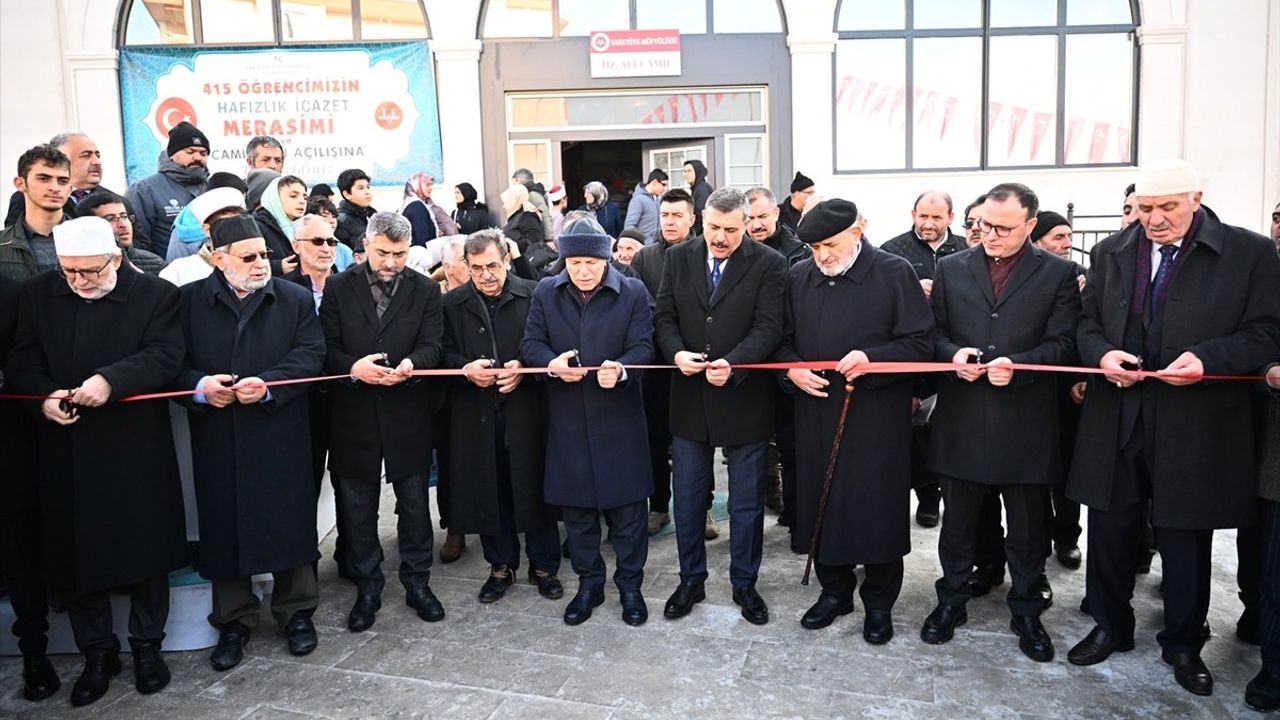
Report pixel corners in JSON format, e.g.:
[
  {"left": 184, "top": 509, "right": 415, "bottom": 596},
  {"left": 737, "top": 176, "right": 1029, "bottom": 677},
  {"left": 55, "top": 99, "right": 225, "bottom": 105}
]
[{"left": 0, "top": 468, "right": 1269, "bottom": 719}]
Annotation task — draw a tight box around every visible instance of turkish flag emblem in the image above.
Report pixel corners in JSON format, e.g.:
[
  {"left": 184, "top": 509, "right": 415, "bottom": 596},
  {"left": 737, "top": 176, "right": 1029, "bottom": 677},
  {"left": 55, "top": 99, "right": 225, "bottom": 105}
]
[{"left": 154, "top": 97, "right": 197, "bottom": 134}]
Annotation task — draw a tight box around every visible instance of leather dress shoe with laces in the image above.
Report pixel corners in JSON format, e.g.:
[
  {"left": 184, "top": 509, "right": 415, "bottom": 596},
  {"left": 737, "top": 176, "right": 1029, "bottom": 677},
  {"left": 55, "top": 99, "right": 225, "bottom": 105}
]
[
  {"left": 621, "top": 590, "right": 648, "bottom": 626},
  {"left": 967, "top": 564, "right": 1005, "bottom": 597},
  {"left": 70, "top": 652, "right": 122, "bottom": 707},
  {"left": 529, "top": 568, "right": 564, "bottom": 599},
  {"left": 664, "top": 581, "right": 706, "bottom": 620},
  {"left": 1010, "top": 616, "right": 1055, "bottom": 662},
  {"left": 407, "top": 586, "right": 445, "bottom": 622},
  {"left": 286, "top": 614, "right": 318, "bottom": 656},
  {"left": 1245, "top": 671, "right": 1280, "bottom": 713},
  {"left": 863, "top": 611, "right": 894, "bottom": 645},
  {"left": 129, "top": 638, "right": 170, "bottom": 694},
  {"left": 22, "top": 654, "right": 60, "bottom": 702},
  {"left": 347, "top": 594, "right": 381, "bottom": 632},
  {"left": 732, "top": 585, "right": 769, "bottom": 625},
  {"left": 1056, "top": 544, "right": 1082, "bottom": 569},
  {"left": 801, "top": 593, "right": 854, "bottom": 630},
  {"left": 210, "top": 622, "right": 251, "bottom": 671},
  {"left": 1067, "top": 626, "right": 1134, "bottom": 665},
  {"left": 1162, "top": 649, "right": 1213, "bottom": 696},
  {"left": 479, "top": 565, "right": 515, "bottom": 603},
  {"left": 563, "top": 588, "right": 605, "bottom": 625},
  {"left": 920, "top": 603, "right": 967, "bottom": 644}
]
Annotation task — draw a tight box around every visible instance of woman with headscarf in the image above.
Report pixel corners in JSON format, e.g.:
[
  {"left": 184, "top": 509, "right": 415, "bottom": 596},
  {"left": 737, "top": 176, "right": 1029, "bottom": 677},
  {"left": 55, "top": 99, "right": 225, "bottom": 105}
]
[
  {"left": 452, "top": 182, "right": 493, "bottom": 235},
  {"left": 401, "top": 172, "right": 459, "bottom": 247},
  {"left": 500, "top": 184, "right": 543, "bottom": 253},
  {"left": 579, "top": 181, "right": 621, "bottom": 239}
]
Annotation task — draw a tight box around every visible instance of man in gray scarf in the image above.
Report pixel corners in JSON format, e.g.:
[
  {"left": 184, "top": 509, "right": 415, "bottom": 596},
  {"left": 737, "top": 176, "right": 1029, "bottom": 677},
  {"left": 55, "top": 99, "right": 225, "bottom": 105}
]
[{"left": 125, "top": 121, "right": 210, "bottom": 257}]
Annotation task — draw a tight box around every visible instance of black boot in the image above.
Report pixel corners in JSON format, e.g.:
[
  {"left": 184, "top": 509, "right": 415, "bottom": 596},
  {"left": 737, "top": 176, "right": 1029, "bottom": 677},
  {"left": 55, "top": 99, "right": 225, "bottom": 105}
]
[
  {"left": 129, "top": 637, "right": 171, "bottom": 694},
  {"left": 21, "top": 654, "right": 60, "bottom": 702},
  {"left": 70, "top": 652, "right": 122, "bottom": 707}
]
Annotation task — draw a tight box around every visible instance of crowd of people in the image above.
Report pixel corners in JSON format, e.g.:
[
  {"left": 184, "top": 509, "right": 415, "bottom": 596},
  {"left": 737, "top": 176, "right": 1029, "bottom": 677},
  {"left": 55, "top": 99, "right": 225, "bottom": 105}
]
[{"left": 1, "top": 120, "right": 1280, "bottom": 716}]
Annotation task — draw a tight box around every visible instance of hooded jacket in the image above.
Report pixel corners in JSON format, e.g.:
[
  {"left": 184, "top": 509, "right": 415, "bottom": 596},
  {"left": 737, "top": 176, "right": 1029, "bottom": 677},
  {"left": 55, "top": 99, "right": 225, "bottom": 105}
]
[
  {"left": 685, "top": 159, "right": 712, "bottom": 235},
  {"left": 452, "top": 183, "right": 493, "bottom": 235},
  {"left": 125, "top": 152, "right": 209, "bottom": 257}
]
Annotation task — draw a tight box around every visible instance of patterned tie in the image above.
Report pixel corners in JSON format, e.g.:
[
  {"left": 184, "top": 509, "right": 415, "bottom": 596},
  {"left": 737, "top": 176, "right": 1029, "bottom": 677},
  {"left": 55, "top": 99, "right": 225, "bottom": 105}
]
[
  {"left": 1145, "top": 244, "right": 1179, "bottom": 327},
  {"left": 709, "top": 257, "right": 724, "bottom": 299},
  {"left": 71, "top": 188, "right": 89, "bottom": 203}
]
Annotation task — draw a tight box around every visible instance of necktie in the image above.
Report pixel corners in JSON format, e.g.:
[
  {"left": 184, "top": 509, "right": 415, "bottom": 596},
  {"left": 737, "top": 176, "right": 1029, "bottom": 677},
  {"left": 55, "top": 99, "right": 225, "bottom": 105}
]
[
  {"left": 71, "top": 188, "right": 89, "bottom": 203},
  {"left": 1145, "top": 244, "right": 1179, "bottom": 327},
  {"left": 709, "top": 258, "right": 723, "bottom": 299}
]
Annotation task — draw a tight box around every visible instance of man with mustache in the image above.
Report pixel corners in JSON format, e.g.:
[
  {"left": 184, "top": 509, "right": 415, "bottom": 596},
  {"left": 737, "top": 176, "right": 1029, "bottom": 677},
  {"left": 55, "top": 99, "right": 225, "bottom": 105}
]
[
  {"left": 0, "top": 145, "right": 73, "bottom": 281},
  {"left": 4, "top": 132, "right": 107, "bottom": 227},
  {"left": 126, "top": 121, "right": 211, "bottom": 257},
  {"left": 175, "top": 214, "right": 326, "bottom": 671}
]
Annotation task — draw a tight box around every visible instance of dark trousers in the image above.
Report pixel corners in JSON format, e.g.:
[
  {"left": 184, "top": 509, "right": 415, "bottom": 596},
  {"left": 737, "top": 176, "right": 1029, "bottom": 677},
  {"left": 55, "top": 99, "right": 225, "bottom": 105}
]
[
  {"left": 63, "top": 577, "right": 169, "bottom": 654},
  {"left": 309, "top": 387, "right": 347, "bottom": 568},
  {"left": 772, "top": 389, "right": 798, "bottom": 525},
  {"left": 671, "top": 437, "right": 767, "bottom": 588},
  {"left": 1239, "top": 520, "right": 1261, "bottom": 618},
  {"left": 338, "top": 472, "right": 434, "bottom": 597},
  {"left": 562, "top": 501, "right": 648, "bottom": 593},
  {"left": 815, "top": 560, "right": 904, "bottom": 613},
  {"left": 977, "top": 483, "right": 1082, "bottom": 563},
  {"left": 911, "top": 423, "right": 941, "bottom": 510},
  {"left": 1259, "top": 499, "right": 1280, "bottom": 679},
  {"left": 209, "top": 564, "right": 319, "bottom": 631},
  {"left": 479, "top": 416, "right": 560, "bottom": 575},
  {"left": 1084, "top": 434, "right": 1212, "bottom": 652},
  {"left": 0, "top": 508, "right": 49, "bottom": 657},
  {"left": 936, "top": 477, "right": 1048, "bottom": 617},
  {"left": 1049, "top": 484, "right": 1082, "bottom": 549},
  {"left": 975, "top": 489, "right": 1006, "bottom": 568},
  {"left": 642, "top": 371, "right": 672, "bottom": 514},
  {"left": 432, "top": 403, "right": 453, "bottom": 529}
]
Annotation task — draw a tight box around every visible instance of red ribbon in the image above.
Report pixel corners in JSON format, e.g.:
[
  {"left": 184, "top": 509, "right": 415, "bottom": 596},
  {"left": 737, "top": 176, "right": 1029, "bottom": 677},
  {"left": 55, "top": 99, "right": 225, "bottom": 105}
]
[{"left": 0, "top": 360, "right": 1265, "bottom": 405}]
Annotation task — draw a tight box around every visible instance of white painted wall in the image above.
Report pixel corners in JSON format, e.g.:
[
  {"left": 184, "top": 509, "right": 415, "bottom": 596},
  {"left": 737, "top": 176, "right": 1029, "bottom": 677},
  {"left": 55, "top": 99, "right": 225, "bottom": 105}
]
[{"left": 2, "top": 0, "right": 1275, "bottom": 235}]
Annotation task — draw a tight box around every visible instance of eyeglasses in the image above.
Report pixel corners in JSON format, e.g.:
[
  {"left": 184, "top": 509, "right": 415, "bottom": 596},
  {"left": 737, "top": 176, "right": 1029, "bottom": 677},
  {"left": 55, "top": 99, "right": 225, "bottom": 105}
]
[
  {"left": 225, "top": 249, "right": 274, "bottom": 263},
  {"left": 469, "top": 261, "right": 504, "bottom": 277},
  {"left": 100, "top": 212, "right": 131, "bottom": 224},
  {"left": 301, "top": 237, "right": 339, "bottom": 247},
  {"left": 962, "top": 219, "right": 976, "bottom": 230},
  {"left": 974, "top": 217, "right": 1030, "bottom": 239},
  {"left": 61, "top": 258, "right": 114, "bottom": 281}
]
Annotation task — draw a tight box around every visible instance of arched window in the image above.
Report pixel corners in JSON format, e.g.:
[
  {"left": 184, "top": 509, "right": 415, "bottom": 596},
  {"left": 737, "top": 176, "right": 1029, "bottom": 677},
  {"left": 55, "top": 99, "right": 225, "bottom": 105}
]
[
  {"left": 120, "top": 0, "right": 430, "bottom": 46},
  {"left": 833, "top": 0, "right": 1138, "bottom": 172},
  {"left": 481, "top": 0, "right": 783, "bottom": 39}
]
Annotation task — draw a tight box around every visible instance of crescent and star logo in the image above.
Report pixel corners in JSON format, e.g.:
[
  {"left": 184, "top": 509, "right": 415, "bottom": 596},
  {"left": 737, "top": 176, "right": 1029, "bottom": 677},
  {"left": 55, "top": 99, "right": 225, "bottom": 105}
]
[{"left": 154, "top": 97, "right": 197, "bottom": 134}]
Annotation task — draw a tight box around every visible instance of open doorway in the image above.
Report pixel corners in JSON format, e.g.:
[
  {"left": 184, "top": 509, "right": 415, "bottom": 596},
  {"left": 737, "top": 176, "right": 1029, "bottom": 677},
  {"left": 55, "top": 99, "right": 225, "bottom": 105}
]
[{"left": 560, "top": 139, "right": 642, "bottom": 220}]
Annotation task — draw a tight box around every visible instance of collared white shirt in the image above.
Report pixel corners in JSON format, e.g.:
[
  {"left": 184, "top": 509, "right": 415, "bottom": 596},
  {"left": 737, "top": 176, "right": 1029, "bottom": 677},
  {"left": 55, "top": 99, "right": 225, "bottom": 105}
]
[{"left": 1150, "top": 239, "right": 1184, "bottom": 281}]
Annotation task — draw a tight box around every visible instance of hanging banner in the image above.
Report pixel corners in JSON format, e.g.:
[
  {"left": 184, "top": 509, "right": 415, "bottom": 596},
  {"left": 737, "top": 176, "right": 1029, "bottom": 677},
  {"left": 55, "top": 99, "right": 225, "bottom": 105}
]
[{"left": 119, "top": 43, "right": 442, "bottom": 188}]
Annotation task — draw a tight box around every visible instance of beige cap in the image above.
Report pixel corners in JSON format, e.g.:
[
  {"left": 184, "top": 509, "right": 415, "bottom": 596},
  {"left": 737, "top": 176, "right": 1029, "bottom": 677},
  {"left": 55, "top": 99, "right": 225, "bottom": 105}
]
[
  {"left": 1134, "top": 158, "right": 1200, "bottom": 196},
  {"left": 53, "top": 216, "right": 121, "bottom": 257},
  {"left": 188, "top": 186, "right": 247, "bottom": 224}
]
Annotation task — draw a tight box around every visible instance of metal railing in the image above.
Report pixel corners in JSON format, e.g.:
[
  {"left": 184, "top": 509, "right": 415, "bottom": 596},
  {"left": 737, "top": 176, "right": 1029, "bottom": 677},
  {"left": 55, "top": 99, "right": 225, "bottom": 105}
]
[{"left": 1066, "top": 202, "right": 1123, "bottom": 268}]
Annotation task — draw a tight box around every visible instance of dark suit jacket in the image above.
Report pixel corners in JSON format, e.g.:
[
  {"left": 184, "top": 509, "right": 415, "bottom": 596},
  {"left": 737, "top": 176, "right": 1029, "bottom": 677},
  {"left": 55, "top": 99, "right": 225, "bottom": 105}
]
[
  {"left": 927, "top": 243, "right": 1082, "bottom": 486},
  {"left": 1068, "top": 207, "right": 1280, "bottom": 528},
  {"left": 654, "top": 237, "right": 786, "bottom": 445},
  {"left": 319, "top": 263, "right": 443, "bottom": 482}
]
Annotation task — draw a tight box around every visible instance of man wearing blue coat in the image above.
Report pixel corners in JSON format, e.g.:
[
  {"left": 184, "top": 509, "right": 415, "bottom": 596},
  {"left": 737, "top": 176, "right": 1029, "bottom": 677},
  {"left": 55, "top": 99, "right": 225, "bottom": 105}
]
[{"left": 521, "top": 220, "right": 655, "bottom": 626}]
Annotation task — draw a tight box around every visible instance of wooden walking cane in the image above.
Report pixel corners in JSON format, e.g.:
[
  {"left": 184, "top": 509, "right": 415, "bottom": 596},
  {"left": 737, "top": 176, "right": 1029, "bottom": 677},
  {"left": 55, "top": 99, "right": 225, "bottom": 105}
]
[{"left": 802, "top": 381, "right": 856, "bottom": 586}]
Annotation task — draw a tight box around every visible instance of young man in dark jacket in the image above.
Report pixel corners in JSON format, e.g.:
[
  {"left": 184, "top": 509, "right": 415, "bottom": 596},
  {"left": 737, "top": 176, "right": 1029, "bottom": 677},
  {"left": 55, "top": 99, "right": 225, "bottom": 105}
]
[{"left": 335, "top": 168, "right": 376, "bottom": 253}]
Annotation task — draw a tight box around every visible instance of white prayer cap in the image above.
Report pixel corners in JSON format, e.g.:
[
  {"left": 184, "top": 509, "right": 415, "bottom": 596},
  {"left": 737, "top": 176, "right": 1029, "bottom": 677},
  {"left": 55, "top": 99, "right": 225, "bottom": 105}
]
[
  {"left": 53, "top": 216, "right": 121, "bottom": 257},
  {"left": 1134, "top": 158, "right": 1200, "bottom": 196},
  {"left": 188, "top": 186, "right": 246, "bottom": 224}
]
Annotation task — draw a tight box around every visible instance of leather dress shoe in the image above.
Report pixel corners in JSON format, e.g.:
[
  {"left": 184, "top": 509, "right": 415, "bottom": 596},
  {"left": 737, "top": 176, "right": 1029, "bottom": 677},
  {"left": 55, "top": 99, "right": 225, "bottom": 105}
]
[
  {"left": 1036, "top": 574, "right": 1054, "bottom": 610},
  {"left": 621, "top": 591, "right": 648, "bottom": 626},
  {"left": 347, "top": 594, "right": 381, "bottom": 632},
  {"left": 647, "top": 511, "right": 671, "bottom": 535},
  {"left": 529, "top": 568, "right": 564, "bottom": 599},
  {"left": 915, "top": 499, "right": 940, "bottom": 528},
  {"left": 863, "top": 611, "right": 894, "bottom": 645},
  {"left": 1067, "top": 626, "right": 1134, "bottom": 665},
  {"left": 479, "top": 565, "right": 515, "bottom": 603},
  {"left": 129, "top": 638, "right": 170, "bottom": 694},
  {"left": 407, "top": 586, "right": 445, "bottom": 622},
  {"left": 1245, "top": 670, "right": 1280, "bottom": 712},
  {"left": 1162, "top": 649, "right": 1213, "bottom": 696},
  {"left": 563, "top": 588, "right": 605, "bottom": 625},
  {"left": 285, "top": 614, "right": 318, "bottom": 656},
  {"left": 210, "top": 622, "right": 251, "bottom": 671},
  {"left": 439, "top": 533, "right": 466, "bottom": 563},
  {"left": 70, "top": 652, "right": 122, "bottom": 707},
  {"left": 920, "top": 603, "right": 967, "bottom": 644},
  {"left": 1010, "top": 615, "right": 1055, "bottom": 662},
  {"left": 1056, "top": 544, "right": 1082, "bottom": 569},
  {"left": 664, "top": 581, "right": 706, "bottom": 620},
  {"left": 967, "top": 564, "right": 1005, "bottom": 597},
  {"left": 21, "top": 654, "right": 60, "bottom": 701},
  {"left": 732, "top": 585, "right": 769, "bottom": 626},
  {"left": 800, "top": 593, "right": 854, "bottom": 630}
]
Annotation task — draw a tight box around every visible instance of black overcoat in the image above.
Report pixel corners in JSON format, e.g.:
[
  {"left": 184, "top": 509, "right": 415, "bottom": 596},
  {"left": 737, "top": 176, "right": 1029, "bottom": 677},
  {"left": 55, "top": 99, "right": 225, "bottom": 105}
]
[
  {"left": 654, "top": 237, "right": 786, "bottom": 446},
  {"left": 441, "top": 276, "right": 555, "bottom": 534},
  {"left": 319, "top": 264, "right": 443, "bottom": 482},
  {"left": 520, "top": 267, "right": 654, "bottom": 510},
  {"left": 927, "top": 244, "right": 1082, "bottom": 486},
  {"left": 1067, "top": 207, "right": 1280, "bottom": 528},
  {"left": 8, "top": 263, "right": 188, "bottom": 593},
  {"left": 0, "top": 275, "right": 38, "bottom": 516},
  {"left": 176, "top": 273, "right": 325, "bottom": 579},
  {"left": 774, "top": 245, "right": 934, "bottom": 565}
]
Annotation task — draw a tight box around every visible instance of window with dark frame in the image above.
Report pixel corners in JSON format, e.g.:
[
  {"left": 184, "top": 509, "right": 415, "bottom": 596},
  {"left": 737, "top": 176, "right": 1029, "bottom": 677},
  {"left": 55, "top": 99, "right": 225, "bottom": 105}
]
[
  {"left": 481, "top": 0, "right": 783, "bottom": 39},
  {"left": 833, "top": 0, "right": 1138, "bottom": 173}
]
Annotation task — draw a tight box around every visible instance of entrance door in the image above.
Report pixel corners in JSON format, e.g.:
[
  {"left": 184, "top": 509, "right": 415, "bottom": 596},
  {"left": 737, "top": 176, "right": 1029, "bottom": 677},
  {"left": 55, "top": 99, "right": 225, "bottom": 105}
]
[{"left": 642, "top": 139, "right": 715, "bottom": 193}]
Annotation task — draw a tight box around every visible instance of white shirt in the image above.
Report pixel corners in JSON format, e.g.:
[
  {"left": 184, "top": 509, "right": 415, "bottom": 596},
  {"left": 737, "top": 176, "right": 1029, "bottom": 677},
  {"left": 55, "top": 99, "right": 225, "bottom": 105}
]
[
  {"left": 707, "top": 254, "right": 728, "bottom": 275},
  {"left": 1149, "top": 239, "right": 1184, "bottom": 281}
]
